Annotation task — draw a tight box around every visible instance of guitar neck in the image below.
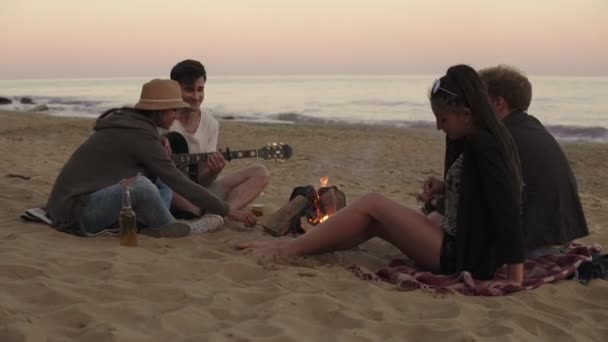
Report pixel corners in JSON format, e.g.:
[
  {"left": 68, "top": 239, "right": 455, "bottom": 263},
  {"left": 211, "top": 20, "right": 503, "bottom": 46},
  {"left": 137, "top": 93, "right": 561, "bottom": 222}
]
[{"left": 172, "top": 149, "right": 258, "bottom": 166}]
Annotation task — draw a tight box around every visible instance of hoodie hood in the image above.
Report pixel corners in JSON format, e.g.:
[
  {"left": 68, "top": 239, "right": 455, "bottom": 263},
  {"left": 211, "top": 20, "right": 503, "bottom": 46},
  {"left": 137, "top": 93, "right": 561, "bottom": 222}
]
[{"left": 94, "top": 109, "right": 159, "bottom": 139}]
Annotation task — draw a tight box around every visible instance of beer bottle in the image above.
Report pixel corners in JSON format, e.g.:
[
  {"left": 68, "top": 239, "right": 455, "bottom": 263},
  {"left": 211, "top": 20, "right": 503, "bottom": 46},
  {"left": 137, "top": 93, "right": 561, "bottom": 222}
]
[{"left": 119, "top": 185, "right": 137, "bottom": 246}]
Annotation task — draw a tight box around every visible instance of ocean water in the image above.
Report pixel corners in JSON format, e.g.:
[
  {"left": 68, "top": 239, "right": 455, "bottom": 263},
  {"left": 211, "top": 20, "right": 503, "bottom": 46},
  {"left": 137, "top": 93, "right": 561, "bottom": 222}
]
[{"left": 1, "top": 75, "right": 607, "bottom": 141}]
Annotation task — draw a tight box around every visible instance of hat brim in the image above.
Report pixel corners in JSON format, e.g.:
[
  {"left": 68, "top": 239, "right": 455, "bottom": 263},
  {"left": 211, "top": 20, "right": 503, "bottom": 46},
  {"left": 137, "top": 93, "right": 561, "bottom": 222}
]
[{"left": 134, "top": 100, "right": 191, "bottom": 111}]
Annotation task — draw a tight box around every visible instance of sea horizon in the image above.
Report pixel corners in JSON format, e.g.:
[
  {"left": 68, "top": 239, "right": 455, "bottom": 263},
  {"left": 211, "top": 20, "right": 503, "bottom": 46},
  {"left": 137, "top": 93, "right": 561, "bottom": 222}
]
[{"left": 1, "top": 74, "right": 607, "bottom": 142}]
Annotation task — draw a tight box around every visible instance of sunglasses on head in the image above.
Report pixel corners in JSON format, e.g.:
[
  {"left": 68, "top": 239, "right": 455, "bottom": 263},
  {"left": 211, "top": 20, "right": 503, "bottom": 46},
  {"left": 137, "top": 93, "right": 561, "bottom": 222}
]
[{"left": 432, "top": 79, "right": 458, "bottom": 97}]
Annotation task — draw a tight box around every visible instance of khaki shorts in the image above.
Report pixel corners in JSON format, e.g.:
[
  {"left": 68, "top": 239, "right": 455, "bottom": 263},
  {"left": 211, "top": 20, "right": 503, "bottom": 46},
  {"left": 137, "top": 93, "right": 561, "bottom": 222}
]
[{"left": 207, "top": 179, "right": 226, "bottom": 200}]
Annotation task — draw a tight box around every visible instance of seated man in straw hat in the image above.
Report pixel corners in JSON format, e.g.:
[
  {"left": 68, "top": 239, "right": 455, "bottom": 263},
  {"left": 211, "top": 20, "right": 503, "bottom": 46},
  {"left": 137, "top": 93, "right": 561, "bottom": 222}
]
[
  {"left": 46, "top": 79, "right": 254, "bottom": 238},
  {"left": 161, "top": 59, "right": 270, "bottom": 220}
]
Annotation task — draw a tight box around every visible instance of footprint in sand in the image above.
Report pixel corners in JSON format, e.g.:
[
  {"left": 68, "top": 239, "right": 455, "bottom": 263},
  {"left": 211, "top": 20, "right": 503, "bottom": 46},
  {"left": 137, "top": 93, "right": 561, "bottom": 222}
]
[
  {"left": 46, "top": 306, "right": 94, "bottom": 330},
  {"left": 0, "top": 264, "right": 46, "bottom": 280}
]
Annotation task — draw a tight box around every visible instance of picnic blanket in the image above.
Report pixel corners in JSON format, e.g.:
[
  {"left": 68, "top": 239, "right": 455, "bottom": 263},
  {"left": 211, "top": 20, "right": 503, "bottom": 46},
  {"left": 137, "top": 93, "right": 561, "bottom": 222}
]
[
  {"left": 21, "top": 207, "right": 119, "bottom": 237},
  {"left": 346, "top": 242, "right": 602, "bottom": 296}
]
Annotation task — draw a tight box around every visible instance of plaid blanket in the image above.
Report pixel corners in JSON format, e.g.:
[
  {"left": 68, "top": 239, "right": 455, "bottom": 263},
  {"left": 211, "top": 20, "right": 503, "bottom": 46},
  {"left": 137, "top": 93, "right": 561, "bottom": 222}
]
[{"left": 346, "top": 243, "right": 602, "bottom": 296}]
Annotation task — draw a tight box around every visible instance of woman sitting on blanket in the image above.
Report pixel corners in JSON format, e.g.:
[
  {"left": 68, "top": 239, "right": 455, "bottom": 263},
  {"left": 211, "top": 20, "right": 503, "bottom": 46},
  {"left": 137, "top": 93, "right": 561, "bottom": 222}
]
[
  {"left": 239, "top": 65, "right": 526, "bottom": 284},
  {"left": 46, "top": 79, "right": 256, "bottom": 238}
]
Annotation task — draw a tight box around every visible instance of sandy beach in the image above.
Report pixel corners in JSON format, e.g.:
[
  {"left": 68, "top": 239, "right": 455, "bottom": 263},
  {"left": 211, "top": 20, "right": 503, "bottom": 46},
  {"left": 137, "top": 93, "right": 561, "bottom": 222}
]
[{"left": 1, "top": 109, "right": 607, "bottom": 341}]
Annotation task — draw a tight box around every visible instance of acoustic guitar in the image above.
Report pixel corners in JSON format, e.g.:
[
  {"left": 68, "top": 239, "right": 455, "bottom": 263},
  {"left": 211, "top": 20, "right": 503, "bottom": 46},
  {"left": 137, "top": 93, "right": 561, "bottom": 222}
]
[{"left": 165, "top": 131, "right": 293, "bottom": 180}]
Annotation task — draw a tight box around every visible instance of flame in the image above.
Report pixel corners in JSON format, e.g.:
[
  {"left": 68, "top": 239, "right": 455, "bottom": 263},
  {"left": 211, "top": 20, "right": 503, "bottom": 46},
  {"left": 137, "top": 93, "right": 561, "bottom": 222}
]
[
  {"left": 318, "top": 176, "right": 329, "bottom": 223},
  {"left": 305, "top": 176, "right": 331, "bottom": 227},
  {"left": 309, "top": 192, "right": 323, "bottom": 224},
  {"left": 320, "top": 176, "right": 328, "bottom": 188}
]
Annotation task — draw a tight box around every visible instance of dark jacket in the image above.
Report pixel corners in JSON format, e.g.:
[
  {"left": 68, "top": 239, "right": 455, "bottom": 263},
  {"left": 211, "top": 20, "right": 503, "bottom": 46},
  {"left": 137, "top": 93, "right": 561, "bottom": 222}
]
[
  {"left": 502, "top": 111, "right": 589, "bottom": 250},
  {"left": 454, "top": 130, "right": 525, "bottom": 279},
  {"left": 47, "top": 109, "right": 230, "bottom": 232},
  {"left": 445, "top": 111, "right": 589, "bottom": 252}
]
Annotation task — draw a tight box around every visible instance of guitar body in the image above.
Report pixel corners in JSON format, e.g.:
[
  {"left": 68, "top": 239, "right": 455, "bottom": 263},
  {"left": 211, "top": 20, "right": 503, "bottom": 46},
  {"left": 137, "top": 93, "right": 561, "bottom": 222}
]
[
  {"left": 165, "top": 131, "right": 199, "bottom": 182},
  {"left": 165, "top": 131, "right": 190, "bottom": 155}
]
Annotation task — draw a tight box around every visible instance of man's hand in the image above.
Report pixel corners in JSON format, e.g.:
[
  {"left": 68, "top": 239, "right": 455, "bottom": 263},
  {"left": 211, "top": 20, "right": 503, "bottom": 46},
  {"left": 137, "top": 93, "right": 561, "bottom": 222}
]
[
  {"left": 207, "top": 152, "right": 226, "bottom": 177},
  {"left": 226, "top": 207, "right": 257, "bottom": 227}
]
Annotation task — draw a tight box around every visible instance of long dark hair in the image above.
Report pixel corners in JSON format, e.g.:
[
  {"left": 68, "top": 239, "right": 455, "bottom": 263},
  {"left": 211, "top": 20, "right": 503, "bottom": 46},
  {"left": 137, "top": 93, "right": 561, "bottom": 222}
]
[{"left": 430, "top": 65, "right": 523, "bottom": 202}]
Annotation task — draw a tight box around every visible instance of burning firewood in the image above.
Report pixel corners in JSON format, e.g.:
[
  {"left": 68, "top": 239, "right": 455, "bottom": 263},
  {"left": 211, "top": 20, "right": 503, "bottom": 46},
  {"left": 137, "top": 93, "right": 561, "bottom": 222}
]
[
  {"left": 318, "top": 186, "right": 346, "bottom": 217},
  {"left": 263, "top": 195, "right": 311, "bottom": 236},
  {"left": 263, "top": 177, "right": 347, "bottom": 236}
]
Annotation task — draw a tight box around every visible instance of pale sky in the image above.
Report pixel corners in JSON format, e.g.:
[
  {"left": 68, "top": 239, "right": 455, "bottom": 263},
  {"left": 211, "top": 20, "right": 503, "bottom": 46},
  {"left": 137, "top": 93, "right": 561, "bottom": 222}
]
[{"left": 1, "top": 0, "right": 606, "bottom": 78}]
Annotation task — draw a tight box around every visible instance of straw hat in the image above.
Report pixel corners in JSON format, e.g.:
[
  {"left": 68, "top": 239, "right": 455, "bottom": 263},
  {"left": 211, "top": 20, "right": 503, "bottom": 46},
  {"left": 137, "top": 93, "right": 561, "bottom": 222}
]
[{"left": 134, "top": 79, "right": 190, "bottom": 111}]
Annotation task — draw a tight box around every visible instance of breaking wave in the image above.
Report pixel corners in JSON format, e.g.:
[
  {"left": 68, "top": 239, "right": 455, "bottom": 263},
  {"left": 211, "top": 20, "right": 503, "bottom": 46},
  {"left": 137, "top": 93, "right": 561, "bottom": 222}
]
[{"left": 1, "top": 95, "right": 607, "bottom": 142}]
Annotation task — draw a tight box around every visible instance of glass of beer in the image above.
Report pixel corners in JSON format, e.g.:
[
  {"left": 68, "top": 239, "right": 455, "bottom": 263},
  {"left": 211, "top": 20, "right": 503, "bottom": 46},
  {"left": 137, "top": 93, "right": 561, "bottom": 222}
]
[{"left": 251, "top": 203, "right": 264, "bottom": 217}]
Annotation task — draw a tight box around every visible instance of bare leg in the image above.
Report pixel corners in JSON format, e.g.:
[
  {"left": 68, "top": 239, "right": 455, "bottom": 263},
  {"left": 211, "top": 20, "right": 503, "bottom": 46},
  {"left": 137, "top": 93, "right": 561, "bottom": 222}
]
[
  {"left": 220, "top": 164, "right": 270, "bottom": 209},
  {"left": 170, "top": 192, "right": 202, "bottom": 216},
  {"left": 239, "top": 192, "right": 445, "bottom": 271},
  {"left": 427, "top": 211, "right": 445, "bottom": 228},
  {"left": 169, "top": 164, "right": 269, "bottom": 215}
]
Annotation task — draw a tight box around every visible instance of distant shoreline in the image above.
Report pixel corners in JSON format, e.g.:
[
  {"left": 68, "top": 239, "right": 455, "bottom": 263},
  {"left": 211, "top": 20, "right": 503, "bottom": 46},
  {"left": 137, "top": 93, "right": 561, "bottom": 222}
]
[
  {"left": 2, "top": 104, "right": 608, "bottom": 144},
  {"left": 2, "top": 74, "right": 607, "bottom": 138}
]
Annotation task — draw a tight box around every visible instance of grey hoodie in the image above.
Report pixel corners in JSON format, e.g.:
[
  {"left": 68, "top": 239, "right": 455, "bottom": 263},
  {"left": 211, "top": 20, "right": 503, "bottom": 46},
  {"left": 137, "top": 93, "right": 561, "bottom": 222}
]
[{"left": 46, "top": 109, "right": 229, "bottom": 232}]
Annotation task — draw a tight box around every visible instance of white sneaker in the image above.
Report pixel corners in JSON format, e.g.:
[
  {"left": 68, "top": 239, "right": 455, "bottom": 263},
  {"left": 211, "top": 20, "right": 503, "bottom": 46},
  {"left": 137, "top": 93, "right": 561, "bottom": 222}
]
[{"left": 186, "top": 214, "right": 224, "bottom": 234}]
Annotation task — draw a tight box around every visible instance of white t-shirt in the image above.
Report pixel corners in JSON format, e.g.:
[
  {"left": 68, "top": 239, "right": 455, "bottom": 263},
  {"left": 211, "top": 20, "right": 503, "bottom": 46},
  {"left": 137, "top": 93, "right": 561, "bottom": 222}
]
[{"left": 169, "top": 111, "right": 219, "bottom": 153}]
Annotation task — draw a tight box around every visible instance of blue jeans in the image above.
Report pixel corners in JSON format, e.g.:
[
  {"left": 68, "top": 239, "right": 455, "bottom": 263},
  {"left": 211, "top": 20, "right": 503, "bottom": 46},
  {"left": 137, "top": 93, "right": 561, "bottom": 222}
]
[
  {"left": 80, "top": 175, "right": 175, "bottom": 234},
  {"left": 155, "top": 179, "right": 173, "bottom": 209}
]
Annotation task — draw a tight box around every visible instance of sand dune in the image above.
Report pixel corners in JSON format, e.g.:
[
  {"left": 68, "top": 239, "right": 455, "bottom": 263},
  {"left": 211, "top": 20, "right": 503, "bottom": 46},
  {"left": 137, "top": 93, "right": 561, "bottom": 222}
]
[{"left": 0, "top": 109, "right": 606, "bottom": 341}]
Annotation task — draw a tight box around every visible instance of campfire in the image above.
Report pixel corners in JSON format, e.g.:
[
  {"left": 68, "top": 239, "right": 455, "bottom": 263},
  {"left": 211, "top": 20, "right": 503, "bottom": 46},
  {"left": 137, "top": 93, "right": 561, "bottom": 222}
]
[
  {"left": 307, "top": 176, "right": 330, "bottom": 225},
  {"left": 263, "top": 177, "right": 346, "bottom": 236}
]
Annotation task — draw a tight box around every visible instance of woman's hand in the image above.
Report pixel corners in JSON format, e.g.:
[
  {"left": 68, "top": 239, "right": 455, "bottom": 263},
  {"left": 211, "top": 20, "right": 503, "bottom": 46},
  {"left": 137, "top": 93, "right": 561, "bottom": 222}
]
[
  {"left": 422, "top": 176, "right": 445, "bottom": 196},
  {"left": 226, "top": 207, "right": 257, "bottom": 227}
]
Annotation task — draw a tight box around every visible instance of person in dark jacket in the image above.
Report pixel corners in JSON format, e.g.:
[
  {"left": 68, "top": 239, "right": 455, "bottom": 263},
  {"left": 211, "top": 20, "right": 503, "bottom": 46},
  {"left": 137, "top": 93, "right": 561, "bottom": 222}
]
[
  {"left": 481, "top": 65, "right": 589, "bottom": 254},
  {"left": 427, "top": 65, "right": 589, "bottom": 257},
  {"left": 238, "top": 65, "right": 525, "bottom": 284},
  {"left": 47, "top": 79, "right": 256, "bottom": 237}
]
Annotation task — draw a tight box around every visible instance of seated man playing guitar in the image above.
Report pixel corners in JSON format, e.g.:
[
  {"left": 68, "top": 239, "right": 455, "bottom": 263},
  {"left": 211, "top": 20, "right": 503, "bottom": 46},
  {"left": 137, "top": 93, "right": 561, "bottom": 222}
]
[{"left": 165, "top": 59, "right": 271, "bottom": 224}]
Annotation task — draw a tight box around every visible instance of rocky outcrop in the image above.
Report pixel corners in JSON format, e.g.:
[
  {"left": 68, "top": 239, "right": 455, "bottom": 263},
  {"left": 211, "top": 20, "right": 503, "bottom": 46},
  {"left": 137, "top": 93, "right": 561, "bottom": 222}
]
[
  {"left": 20, "top": 97, "right": 34, "bottom": 104},
  {"left": 0, "top": 97, "right": 12, "bottom": 105},
  {"left": 31, "top": 104, "right": 49, "bottom": 112}
]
